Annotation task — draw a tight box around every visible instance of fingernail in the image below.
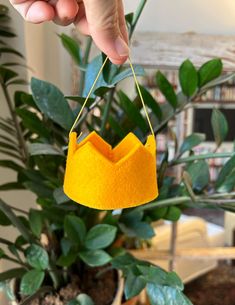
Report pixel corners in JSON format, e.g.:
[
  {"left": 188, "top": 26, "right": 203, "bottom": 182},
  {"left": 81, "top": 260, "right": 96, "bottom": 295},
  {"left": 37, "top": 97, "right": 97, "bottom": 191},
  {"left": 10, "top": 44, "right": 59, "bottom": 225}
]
[{"left": 115, "top": 36, "right": 129, "bottom": 57}]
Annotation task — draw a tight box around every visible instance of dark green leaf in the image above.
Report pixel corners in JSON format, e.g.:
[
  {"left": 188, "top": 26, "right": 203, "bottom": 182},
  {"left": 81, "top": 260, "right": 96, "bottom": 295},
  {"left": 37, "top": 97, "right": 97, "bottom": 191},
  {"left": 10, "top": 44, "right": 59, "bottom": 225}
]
[
  {"left": 20, "top": 270, "right": 45, "bottom": 295},
  {"left": 198, "top": 59, "right": 223, "bottom": 87},
  {"left": 217, "top": 168, "right": 235, "bottom": 193},
  {"left": 0, "top": 210, "right": 11, "bottom": 226},
  {"left": 64, "top": 215, "right": 86, "bottom": 245},
  {"left": 180, "top": 133, "right": 205, "bottom": 155},
  {"left": 164, "top": 206, "right": 181, "bottom": 222},
  {"left": 118, "top": 91, "right": 148, "bottom": 133},
  {"left": 216, "top": 155, "right": 235, "bottom": 188},
  {"left": 179, "top": 59, "right": 198, "bottom": 97},
  {"left": 85, "top": 224, "right": 117, "bottom": 250},
  {"left": 138, "top": 85, "right": 162, "bottom": 119},
  {"left": 108, "top": 116, "right": 126, "bottom": 138},
  {"left": 56, "top": 252, "right": 77, "bottom": 267},
  {"left": 31, "top": 78, "right": 74, "bottom": 130},
  {"left": 66, "top": 96, "right": 95, "bottom": 108},
  {"left": 0, "top": 182, "right": 24, "bottom": 191},
  {"left": 29, "top": 209, "right": 43, "bottom": 238},
  {"left": 28, "top": 143, "right": 64, "bottom": 156},
  {"left": 124, "top": 271, "right": 146, "bottom": 299},
  {"left": 16, "top": 108, "right": 50, "bottom": 138},
  {"left": 25, "top": 245, "right": 49, "bottom": 270},
  {"left": 211, "top": 108, "right": 228, "bottom": 147},
  {"left": 59, "top": 33, "right": 82, "bottom": 65},
  {"left": 156, "top": 71, "right": 177, "bottom": 108},
  {"left": 0, "top": 47, "right": 23, "bottom": 58},
  {"left": 187, "top": 160, "right": 210, "bottom": 191},
  {"left": 0, "top": 66, "right": 17, "bottom": 83},
  {"left": 0, "top": 268, "right": 26, "bottom": 282},
  {"left": 0, "top": 160, "right": 23, "bottom": 172},
  {"left": 119, "top": 221, "right": 155, "bottom": 239},
  {"left": 79, "top": 250, "right": 111, "bottom": 267}
]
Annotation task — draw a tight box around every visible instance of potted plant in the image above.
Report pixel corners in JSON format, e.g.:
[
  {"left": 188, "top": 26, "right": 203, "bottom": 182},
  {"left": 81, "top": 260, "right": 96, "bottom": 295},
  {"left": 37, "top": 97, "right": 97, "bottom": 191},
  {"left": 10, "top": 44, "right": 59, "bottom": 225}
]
[{"left": 1, "top": 1, "right": 235, "bottom": 305}]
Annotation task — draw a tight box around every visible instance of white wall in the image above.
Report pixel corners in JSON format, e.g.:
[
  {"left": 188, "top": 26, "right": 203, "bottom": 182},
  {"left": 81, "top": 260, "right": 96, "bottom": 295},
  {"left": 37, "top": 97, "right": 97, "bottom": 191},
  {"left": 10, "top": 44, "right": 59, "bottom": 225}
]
[{"left": 124, "top": 0, "right": 235, "bottom": 35}]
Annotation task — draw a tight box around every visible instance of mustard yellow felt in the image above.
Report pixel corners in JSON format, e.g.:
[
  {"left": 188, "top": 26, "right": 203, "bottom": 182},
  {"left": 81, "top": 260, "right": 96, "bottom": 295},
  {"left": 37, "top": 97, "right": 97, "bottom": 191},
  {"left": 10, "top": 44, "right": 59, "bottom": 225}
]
[{"left": 63, "top": 131, "right": 158, "bottom": 210}]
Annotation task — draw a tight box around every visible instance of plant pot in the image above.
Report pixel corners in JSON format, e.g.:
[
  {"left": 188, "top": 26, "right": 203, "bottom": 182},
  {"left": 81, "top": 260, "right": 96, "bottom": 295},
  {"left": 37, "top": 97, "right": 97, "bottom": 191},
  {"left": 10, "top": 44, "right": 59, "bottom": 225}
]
[{"left": 6, "top": 271, "right": 124, "bottom": 305}]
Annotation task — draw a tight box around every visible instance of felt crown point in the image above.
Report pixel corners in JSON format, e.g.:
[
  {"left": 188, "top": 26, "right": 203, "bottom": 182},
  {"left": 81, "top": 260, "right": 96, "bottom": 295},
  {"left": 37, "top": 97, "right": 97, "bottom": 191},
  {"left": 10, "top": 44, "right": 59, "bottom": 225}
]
[{"left": 63, "top": 131, "right": 158, "bottom": 210}]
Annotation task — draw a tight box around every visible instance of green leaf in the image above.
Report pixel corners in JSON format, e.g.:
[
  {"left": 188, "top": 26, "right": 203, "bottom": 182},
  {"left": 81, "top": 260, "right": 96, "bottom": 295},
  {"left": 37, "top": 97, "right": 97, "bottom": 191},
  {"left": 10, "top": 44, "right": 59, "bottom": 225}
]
[
  {"left": 198, "top": 58, "right": 223, "bottom": 87},
  {"left": 28, "top": 143, "right": 64, "bottom": 156},
  {"left": 156, "top": 71, "right": 177, "bottom": 109},
  {"left": 146, "top": 283, "right": 192, "bottom": 305},
  {"left": 64, "top": 215, "right": 86, "bottom": 245},
  {"left": 76, "top": 294, "right": 94, "bottom": 305},
  {"left": 56, "top": 252, "right": 77, "bottom": 267},
  {"left": 25, "top": 245, "right": 49, "bottom": 270},
  {"left": 0, "top": 47, "right": 23, "bottom": 58},
  {"left": 85, "top": 224, "right": 117, "bottom": 250},
  {"left": 216, "top": 155, "right": 235, "bottom": 188},
  {"left": 0, "top": 160, "right": 23, "bottom": 172},
  {"left": 59, "top": 33, "right": 82, "bottom": 65},
  {"left": 125, "top": 271, "right": 146, "bottom": 299},
  {"left": 20, "top": 270, "right": 45, "bottom": 296},
  {"left": 15, "top": 108, "right": 50, "bottom": 138},
  {"left": 0, "top": 66, "right": 17, "bottom": 83},
  {"left": 118, "top": 91, "right": 148, "bottom": 133},
  {"left": 31, "top": 78, "right": 74, "bottom": 131},
  {"left": 186, "top": 160, "right": 210, "bottom": 192},
  {"left": 29, "top": 209, "right": 43, "bottom": 237},
  {"left": 211, "top": 108, "right": 228, "bottom": 147},
  {"left": 164, "top": 206, "right": 181, "bottom": 222},
  {"left": 119, "top": 221, "right": 155, "bottom": 239},
  {"left": 0, "top": 182, "right": 24, "bottom": 191},
  {"left": 180, "top": 133, "right": 205, "bottom": 155},
  {"left": 179, "top": 59, "right": 198, "bottom": 97},
  {"left": 79, "top": 250, "right": 111, "bottom": 267},
  {"left": 53, "top": 187, "right": 70, "bottom": 204},
  {"left": 0, "top": 210, "right": 11, "bottom": 226},
  {"left": 138, "top": 85, "right": 162, "bottom": 119},
  {"left": 217, "top": 169, "right": 235, "bottom": 193},
  {"left": 111, "top": 65, "right": 145, "bottom": 85},
  {"left": 0, "top": 268, "right": 26, "bottom": 282},
  {"left": 108, "top": 116, "right": 126, "bottom": 138}
]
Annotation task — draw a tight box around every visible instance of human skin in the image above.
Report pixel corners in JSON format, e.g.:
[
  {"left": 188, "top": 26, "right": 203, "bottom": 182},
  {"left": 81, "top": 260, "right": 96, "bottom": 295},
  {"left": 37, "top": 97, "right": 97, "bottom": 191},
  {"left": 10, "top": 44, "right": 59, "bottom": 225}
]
[{"left": 9, "top": 0, "right": 129, "bottom": 64}]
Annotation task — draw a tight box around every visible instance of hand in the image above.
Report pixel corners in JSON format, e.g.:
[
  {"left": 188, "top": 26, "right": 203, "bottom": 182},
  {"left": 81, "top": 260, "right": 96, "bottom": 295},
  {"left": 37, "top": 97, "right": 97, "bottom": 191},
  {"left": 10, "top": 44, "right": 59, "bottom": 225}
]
[{"left": 9, "top": 0, "right": 129, "bottom": 64}]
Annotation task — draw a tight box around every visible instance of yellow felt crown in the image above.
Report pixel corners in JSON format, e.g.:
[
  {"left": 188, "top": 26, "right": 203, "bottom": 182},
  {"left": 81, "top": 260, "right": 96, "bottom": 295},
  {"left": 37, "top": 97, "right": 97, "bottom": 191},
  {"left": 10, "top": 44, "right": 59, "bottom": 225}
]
[{"left": 63, "top": 131, "right": 158, "bottom": 210}]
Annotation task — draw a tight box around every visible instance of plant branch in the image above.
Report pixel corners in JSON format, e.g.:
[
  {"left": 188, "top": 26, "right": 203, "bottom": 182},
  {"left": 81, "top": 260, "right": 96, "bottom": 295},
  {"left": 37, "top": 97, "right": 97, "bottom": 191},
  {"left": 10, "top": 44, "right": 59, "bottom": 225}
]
[
  {"left": 130, "top": 0, "right": 147, "bottom": 39},
  {"left": 100, "top": 88, "right": 115, "bottom": 136},
  {"left": 0, "top": 199, "right": 33, "bottom": 243},
  {"left": 1, "top": 84, "right": 28, "bottom": 163},
  {"left": 79, "top": 37, "right": 92, "bottom": 96},
  {"left": 172, "top": 152, "right": 233, "bottom": 166}
]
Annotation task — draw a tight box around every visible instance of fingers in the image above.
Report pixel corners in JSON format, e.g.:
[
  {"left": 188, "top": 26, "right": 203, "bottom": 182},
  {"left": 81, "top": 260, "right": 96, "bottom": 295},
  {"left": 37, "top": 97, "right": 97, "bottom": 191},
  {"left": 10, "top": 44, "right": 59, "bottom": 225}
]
[
  {"left": 50, "top": 0, "right": 79, "bottom": 26},
  {"left": 9, "top": 0, "right": 55, "bottom": 23},
  {"left": 82, "top": 0, "right": 129, "bottom": 65}
]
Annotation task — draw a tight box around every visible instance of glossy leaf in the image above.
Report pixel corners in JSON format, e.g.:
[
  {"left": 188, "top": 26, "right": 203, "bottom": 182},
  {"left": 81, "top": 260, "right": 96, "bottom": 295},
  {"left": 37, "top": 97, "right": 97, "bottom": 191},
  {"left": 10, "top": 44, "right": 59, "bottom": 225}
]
[
  {"left": 118, "top": 91, "right": 148, "bottom": 133},
  {"left": 186, "top": 160, "right": 210, "bottom": 192},
  {"left": 179, "top": 59, "right": 198, "bottom": 97},
  {"left": 156, "top": 71, "right": 177, "bottom": 109},
  {"left": 211, "top": 108, "right": 228, "bottom": 147},
  {"left": 124, "top": 271, "right": 146, "bottom": 299},
  {"left": 29, "top": 209, "right": 43, "bottom": 238},
  {"left": 216, "top": 155, "right": 235, "bottom": 189},
  {"left": 138, "top": 85, "right": 162, "bottom": 119},
  {"left": 64, "top": 215, "right": 86, "bottom": 245},
  {"left": 198, "top": 59, "right": 223, "bottom": 87},
  {"left": 217, "top": 169, "right": 235, "bottom": 193},
  {"left": 31, "top": 78, "right": 74, "bottom": 131},
  {"left": 59, "top": 33, "right": 82, "bottom": 65},
  {"left": 56, "top": 252, "right": 77, "bottom": 267},
  {"left": 79, "top": 250, "right": 111, "bottom": 267},
  {"left": 85, "top": 224, "right": 117, "bottom": 250},
  {"left": 179, "top": 133, "right": 205, "bottom": 155},
  {"left": 26, "top": 244, "right": 49, "bottom": 270},
  {"left": 28, "top": 143, "right": 64, "bottom": 156},
  {"left": 146, "top": 283, "right": 192, "bottom": 305},
  {"left": 20, "top": 270, "right": 45, "bottom": 295}
]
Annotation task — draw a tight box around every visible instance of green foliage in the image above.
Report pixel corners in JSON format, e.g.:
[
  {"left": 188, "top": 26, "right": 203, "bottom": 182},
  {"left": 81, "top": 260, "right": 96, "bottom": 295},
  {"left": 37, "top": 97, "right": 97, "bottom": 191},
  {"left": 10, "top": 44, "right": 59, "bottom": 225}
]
[{"left": 1, "top": 2, "right": 235, "bottom": 305}]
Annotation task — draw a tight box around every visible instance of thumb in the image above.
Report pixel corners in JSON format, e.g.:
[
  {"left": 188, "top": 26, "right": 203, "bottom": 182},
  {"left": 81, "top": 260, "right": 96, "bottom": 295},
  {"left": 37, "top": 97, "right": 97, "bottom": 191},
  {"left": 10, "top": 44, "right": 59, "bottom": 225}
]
[{"left": 83, "top": 0, "right": 129, "bottom": 64}]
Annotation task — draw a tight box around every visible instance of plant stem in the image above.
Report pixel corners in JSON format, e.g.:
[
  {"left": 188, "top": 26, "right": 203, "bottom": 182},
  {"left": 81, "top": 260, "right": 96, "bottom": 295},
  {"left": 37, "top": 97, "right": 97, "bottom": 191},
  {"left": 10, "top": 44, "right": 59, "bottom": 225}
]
[
  {"left": 79, "top": 37, "right": 92, "bottom": 96},
  {"left": 130, "top": 0, "right": 147, "bottom": 39},
  {"left": 133, "top": 196, "right": 191, "bottom": 213},
  {"left": 100, "top": 88, "right": 115, "bottom": 136},
  {"left": 168, "top": 222, "right": 177, "bottom": 272},
  {"left": 8, "top": 204, "right": 28, "bottom": 215},
  {"left": 3, "top": 255, "right": 28, "bottom": 268},
  {"left": 1, "top": 84, "right": 28, "bottom": 163},
  {"left": 172, "top": 152, "right": 233, "bottom": 165}
]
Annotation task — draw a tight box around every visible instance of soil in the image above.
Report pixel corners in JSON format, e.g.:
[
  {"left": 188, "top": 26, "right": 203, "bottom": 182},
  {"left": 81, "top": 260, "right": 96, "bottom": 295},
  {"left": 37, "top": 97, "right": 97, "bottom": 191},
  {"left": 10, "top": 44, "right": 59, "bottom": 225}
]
[
  {"left": 185, "top": 264, "right": 235, "bottom": 305},
  {"left": 24, "top": 267, "right": 117, "bottom": 305}
]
